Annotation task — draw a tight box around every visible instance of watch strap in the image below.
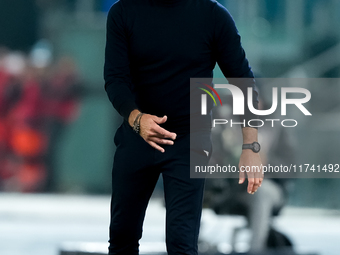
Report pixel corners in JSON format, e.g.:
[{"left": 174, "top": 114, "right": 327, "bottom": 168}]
[
  {"left": 242, "top": 142, "right": 261, "bottom": 153},
  {"left": 242, "top": 144, "right": 253, "bottom": 150}
]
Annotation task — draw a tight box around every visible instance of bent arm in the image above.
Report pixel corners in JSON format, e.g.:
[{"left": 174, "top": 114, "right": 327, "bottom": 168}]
[{"left": 104, "top": 2, "right": 138, "bottom": 122}]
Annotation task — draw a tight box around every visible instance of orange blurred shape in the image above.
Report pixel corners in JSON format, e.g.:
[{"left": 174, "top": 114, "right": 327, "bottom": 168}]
[
  {"left": 17, "top": 163, "right": 46, "bottom": 192},
  {"left": 10, "top": 127, "right": 47, "bottom": 157}
]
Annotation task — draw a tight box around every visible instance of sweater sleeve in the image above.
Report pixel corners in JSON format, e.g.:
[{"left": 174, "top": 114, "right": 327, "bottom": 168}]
[
  {"left": 213, "top": 3, "right": 259, "bottom": 128},
  {"left": 104, "top": 1, "right": 138, "bottom": 121}
]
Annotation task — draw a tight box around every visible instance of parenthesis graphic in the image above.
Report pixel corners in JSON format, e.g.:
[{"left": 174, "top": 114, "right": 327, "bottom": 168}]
[
  {"left": 199, "top": 88, "right": 217, "bottom": 106},
  {"left": 202, "top": 83, "right": 223, "bottom": 106}
]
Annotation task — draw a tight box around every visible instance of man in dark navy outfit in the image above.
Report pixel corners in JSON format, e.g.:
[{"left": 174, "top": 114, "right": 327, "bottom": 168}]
[{"left": 104, "top": 0, "right": 263, "bottom": 254}]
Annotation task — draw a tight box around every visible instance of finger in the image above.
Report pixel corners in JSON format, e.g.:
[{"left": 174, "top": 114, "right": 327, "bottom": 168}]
[
  {"left": 152, "top": 115, "right": 167, "bottom": 124},
  {"left": 254, "top": 168, "right": 263, "bottom": 187},
  {"left": 143, "top": 130, "right": 176, "bottom": 145},
  {"left": 252, "top": 178, "right": 260, "bottom": 193},
  {"left": 247, "top": 177, "right": 255, "bottom": 194},
  {"left": 149, "top": 137, "right": 174, "bottom": 145},
  {"left": 259, "top": 177, "right": 263, "bottom": 187},
  {"left": 152, "top": 125, "right": 177, "bottom": 140},
  {"left": 239, "top": 168, "right": 245, "bottom": 184},
  {"left": 148, "top": 141, "right": 165, "bottom": 153}
]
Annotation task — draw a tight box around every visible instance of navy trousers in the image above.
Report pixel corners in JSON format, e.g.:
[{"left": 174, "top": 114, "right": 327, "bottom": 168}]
[{"left": 108, "top": 121, "right": 212, "bottom": 255}]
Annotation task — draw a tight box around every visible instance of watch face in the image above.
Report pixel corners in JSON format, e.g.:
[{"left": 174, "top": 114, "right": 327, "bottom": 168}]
[{"left": 252, "top": 142, "right": 261, "bottom": 153}]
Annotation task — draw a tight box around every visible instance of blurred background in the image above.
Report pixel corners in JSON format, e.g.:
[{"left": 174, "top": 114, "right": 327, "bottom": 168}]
[{"left": 0, "top": 0, "right": 339, "bottom": 255}]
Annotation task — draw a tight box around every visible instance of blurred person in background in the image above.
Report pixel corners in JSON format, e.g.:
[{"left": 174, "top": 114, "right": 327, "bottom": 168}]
[
  {"left": 0, "top": 50, "right": 43, "bottom": 192},
  {"left": 104, "top": 0, "right": 263, "bottom": 254},
  {"left": 0, "top": 49, "right": 16, "bottom": 189},
  {"left": 0, "top": 0, "right": 45, "bottom": 191},
  {"left": 0, "top": 46, "right": 81, "bottom": 192},
  {"left": 43, "top": 56, "right": 82, "bottom": 192},
  {"left": 4, "top": 51, "right": 49, "bottom": 192}
]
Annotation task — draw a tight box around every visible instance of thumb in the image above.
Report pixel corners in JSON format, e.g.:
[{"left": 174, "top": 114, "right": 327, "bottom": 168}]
[
  {"left": 153, "top": 115, "right": 167, "bottom": 124},
  {"left": 239, "top": 168, "right": 245, "bottom": 184}
]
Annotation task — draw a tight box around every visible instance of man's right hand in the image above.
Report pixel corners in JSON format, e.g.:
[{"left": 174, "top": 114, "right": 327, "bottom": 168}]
[{"left": 128, "top": 110, "right": 177, "bottom": 153}]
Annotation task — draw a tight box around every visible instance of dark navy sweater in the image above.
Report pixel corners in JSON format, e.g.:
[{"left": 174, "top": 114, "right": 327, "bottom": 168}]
[{"left": 104, "top": 0, "right": 258, "bottom": 133}]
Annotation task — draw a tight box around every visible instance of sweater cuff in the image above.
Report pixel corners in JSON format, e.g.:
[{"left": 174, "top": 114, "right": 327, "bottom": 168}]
[{"left": 119, "top": 100, "right": 139, "bottom": 122}]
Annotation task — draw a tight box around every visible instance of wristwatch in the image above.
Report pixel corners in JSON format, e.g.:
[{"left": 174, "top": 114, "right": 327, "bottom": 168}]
[{"left": 242, "top": 142, "right": 261, "bottom": 153}]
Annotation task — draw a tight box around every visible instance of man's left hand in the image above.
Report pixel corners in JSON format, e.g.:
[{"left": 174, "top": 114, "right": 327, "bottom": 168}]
[{"left": 238, "top": 150, "right": 263, "bottom": 194}]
